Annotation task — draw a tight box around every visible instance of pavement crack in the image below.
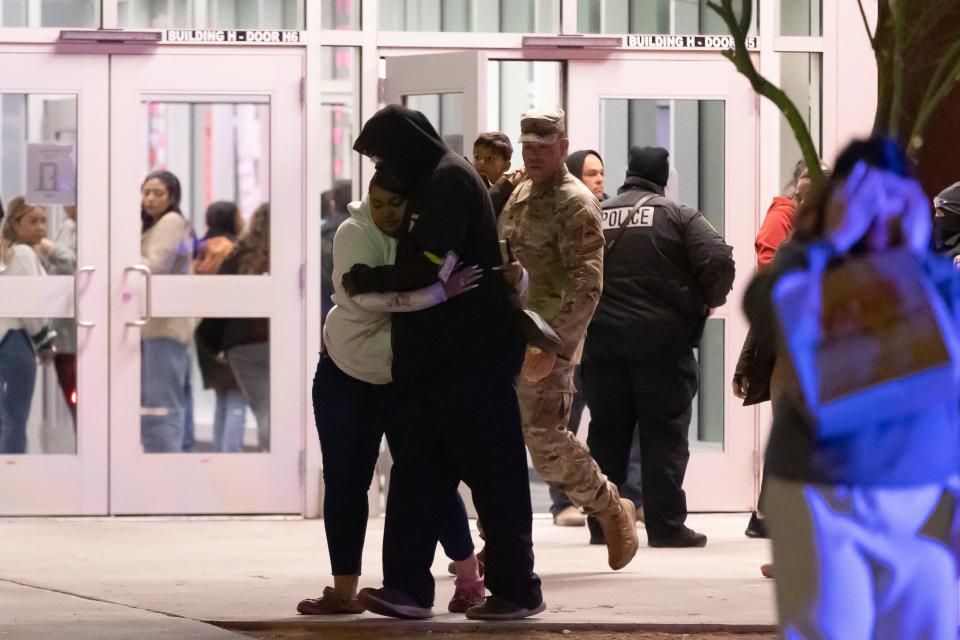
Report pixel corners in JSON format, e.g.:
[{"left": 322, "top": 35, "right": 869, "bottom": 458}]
[{"left": 0, "top": 575, "right": 193, "bottom": 621}]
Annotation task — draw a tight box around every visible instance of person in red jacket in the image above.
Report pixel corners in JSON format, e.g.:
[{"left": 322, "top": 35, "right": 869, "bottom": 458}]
[
  {"left": 738, "top": 160, "right": 817, "bottom": 548},
  {"left": 754, "top": 161, "right": 816, "bottom": 269}
]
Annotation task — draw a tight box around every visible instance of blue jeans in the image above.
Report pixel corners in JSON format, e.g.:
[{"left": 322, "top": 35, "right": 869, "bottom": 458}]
[
  {"left": 141, "top": 338, "right": 189, "bottom": 453},
  {"left": 0, "top": 330, "right": 36, "bottom": 454},
  {"left": 213, "top": 388, "right": 248, "bottom": 452}
]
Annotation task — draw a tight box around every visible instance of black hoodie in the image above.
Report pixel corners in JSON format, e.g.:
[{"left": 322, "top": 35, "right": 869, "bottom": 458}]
[{"left": 344, "top": 105, "right": 522, "bottom": 379}]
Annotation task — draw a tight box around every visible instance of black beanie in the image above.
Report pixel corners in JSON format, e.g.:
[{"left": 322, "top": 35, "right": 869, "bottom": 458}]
[{"left": 627, "top": 146, "right": 669, "bottom": 187}]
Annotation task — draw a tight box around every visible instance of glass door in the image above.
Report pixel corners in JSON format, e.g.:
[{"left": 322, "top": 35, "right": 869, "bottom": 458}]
[
  {"left": 568, "top": 55, "right": 758, "bottom": 512},
  {"left": 384, "top": 51, "right": 487, "bottom": 157},
  {"left": 0, "top": 51, "right": 110, "bottom": 515},
  {"left": 108, "top": 50, "right": 305, "bottom": 514}
]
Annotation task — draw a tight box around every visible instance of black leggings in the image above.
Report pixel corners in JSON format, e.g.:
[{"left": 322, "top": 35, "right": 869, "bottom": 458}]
[{"left": 313, "top": 352, "right": 474, "bottom": 576}]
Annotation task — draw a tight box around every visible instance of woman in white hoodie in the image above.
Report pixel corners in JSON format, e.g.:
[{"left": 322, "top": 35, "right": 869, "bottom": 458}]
[
  {"left": 0, "top": 197, "right": 53, "bottom": 453},
  {"left": 299, "top": 172, "right": 485, "bottom": 616}
]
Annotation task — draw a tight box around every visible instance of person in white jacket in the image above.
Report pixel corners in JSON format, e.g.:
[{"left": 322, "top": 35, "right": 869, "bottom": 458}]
[
  {"left": 0, "top": 197, "right": 52, "bottom": 453},
  {"left": 299, "top": 172, "right": 486, "bottom": 617}
]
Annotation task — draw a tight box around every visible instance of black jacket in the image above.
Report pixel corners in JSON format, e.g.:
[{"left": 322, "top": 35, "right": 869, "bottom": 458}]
[
  {"left": 592, "top": 177, "right": 735, "bottom": 338},
  {"left": 344, "top": 105, "right": 521, "bottom": 379}
]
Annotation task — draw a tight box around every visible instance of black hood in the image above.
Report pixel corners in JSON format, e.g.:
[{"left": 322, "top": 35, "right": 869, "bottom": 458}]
[
  {"left": 354, "top": 104, "right": 448, "bottom": 192},
  {"left": 565, "top": 149, "right": 602, "bottom": 181},
  {"left": 934, "top": 181, "right": 960, "bottom": 252}
]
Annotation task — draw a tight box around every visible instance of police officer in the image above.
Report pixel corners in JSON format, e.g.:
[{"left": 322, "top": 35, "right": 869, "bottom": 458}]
[
  {"left": 582, "top": 146, "right": 735, "bottom": 548},
  {"left": 498, "top": 108, "right": 639, "bottom": 570}
]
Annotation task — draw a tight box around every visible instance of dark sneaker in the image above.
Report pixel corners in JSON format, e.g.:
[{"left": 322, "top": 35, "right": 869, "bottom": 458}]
[
  {"left": 648, "top": 526, "right": 707, "bottom": 548},
  {"left": 448, "top": 576, "right": 485, "bottom": 614},
  {"left": 465, "top": 595, "right": 546, "bottom": 621},
  {"left": 296, "top": 586, "right": 365, "bottom": 615},
  {"left": 357, "top": 587, "right": 432, "bottom": 619},
  {"left": 744, "top": 511, "right": 769, "bottom": 539}
]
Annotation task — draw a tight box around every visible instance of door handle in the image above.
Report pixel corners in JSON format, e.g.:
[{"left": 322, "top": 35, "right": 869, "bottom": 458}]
[
  {"left": 74, "top": 266, "right": 95, "bottom": 328},
  {"left": 125, "top": 264, "right": 152, "bottom": 327}
]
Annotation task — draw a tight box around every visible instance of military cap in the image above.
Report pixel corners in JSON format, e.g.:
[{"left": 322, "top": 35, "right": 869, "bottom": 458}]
[{"left": 518, "top": 108, "right": 566, "bottom": 145}]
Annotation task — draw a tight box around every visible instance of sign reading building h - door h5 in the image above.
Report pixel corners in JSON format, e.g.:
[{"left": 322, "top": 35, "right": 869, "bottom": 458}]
[
  {"left": 625, "top": 34, "right": 759, "bottom": 50},
  {"left": 163, "top": 30, "right": 302, "bottom": 44}
]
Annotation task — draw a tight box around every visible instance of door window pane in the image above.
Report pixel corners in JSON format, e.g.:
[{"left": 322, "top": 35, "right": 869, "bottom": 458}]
[
  {"left": 403, "top": 93, "right": 465, "bottom": 155},
  {"left": 779, "top": 53, "right": 822, "bottom": 193},
  {"left": 601, "top": 98, "right": 724, "bottom": 234},
  {"left": 600, "top": 97, "right": 726, "bottom": 447},
  {"left": 142, "top": 317, "right": 270, "bottom": 453},
  {"left": 320, "top": 0, "right": 359, "bottom": 29},
  {"left": 780, "top": 0, "right": 821, "bottom": 37},
  {"left": 578, "top": 0, "right": 756, "bottom": 36},
  {"left": 320, "top": 47, "right": 360, "bottom": 324},
  {"left": 0, "top": 0, "right": 99, "bottom": 27},
  {"left": 486, "top": 60, "right": 562, "bottom": 163},
  {"left": 143, "top": 100, "right": 270, "bottom": 273},
  {"left": 379, "top": 0, "right": 559, "bottom": 33},
  {"left": 0, "top": 314, "right": 77, "bottom": 454},
  {"left": 118, "top": 0, "right": 304, "bottom": 29},
  {"left": 1, "top": 94, "right": 79, "bottom": 274}
]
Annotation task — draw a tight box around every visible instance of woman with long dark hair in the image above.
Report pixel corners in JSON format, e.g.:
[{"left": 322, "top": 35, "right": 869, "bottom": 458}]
[{"left": 139, "top": 170, "right": 195, "bottom": 453}]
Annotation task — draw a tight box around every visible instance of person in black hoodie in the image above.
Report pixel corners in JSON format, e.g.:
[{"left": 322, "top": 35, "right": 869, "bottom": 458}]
[
  {"left": 343, "top": 105, "right": 544, "bottom": 621},
  {"left": 934, "top": 182, "right": 960, "bottom": 264},
  {"left": 582, "top": 146, "right": 735, "bottom": 548}
]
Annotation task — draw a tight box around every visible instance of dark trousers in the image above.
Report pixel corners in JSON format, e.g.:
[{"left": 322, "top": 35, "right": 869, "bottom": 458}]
[
  {"left": 582, "top": 328, "right": 698, "bottom": 539},
  {"left": 383, "top": 341, "right": 542, "bottom": 609},
  {"left": 313, "top": 353, "right": 474, "bottom": 576},
  {"left": 549, "top": 366, "right": 643, "bottom": 515}
]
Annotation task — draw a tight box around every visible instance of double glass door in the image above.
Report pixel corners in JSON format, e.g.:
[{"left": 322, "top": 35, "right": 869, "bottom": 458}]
[{"left": 0, "top": 47, "right": 304, "bottom": 515}]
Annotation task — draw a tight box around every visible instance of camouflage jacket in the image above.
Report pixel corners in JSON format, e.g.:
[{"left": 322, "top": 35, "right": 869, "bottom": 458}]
[{"left": 498, "top": 165, "right": 604, "bottom": 363}]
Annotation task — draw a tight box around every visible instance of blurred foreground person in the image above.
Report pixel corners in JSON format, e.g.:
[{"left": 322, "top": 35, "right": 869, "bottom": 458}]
[{"left": 749, "top": 138, "right": 960, "bottom": 639}]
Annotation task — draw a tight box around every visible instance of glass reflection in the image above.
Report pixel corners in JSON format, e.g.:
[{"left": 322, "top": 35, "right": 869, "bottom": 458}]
[{"left": 0, "top": 0, "right": 99, "bottom": 27}]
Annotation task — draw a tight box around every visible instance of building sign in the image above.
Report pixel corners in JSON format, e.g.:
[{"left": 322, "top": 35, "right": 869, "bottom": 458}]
[
  {"left": 26, "top": 144, "right": 76, "bottom": 206},
  {"left": 163, "top": 30, "right": 302, "bottom": 44},
  {"left": 624, "top": 34, "right": 759, "bottom": 51}
]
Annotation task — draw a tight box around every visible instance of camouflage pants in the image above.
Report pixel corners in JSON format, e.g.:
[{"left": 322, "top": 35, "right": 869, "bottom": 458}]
[{"left": 518, "top": 361, "right": 622, "bottom": 518}]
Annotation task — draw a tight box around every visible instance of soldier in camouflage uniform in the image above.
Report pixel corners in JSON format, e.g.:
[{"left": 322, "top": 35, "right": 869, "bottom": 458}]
[{"left": 498, "top": 108, "right": 639, "bottom": 571}]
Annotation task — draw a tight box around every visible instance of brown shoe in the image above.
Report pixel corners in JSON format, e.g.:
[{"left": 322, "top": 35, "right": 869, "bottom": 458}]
[
  {"left": 297, "top": 586, "right": 365, "bottom": 615},
  {"left": 760, "top": 563, "right": 775, "bottom": 579},
  {"left": 597, "top": 498, "right": 639, "bottom": 570},
  {"left": 553, "top": 505, "right": 586, "bottom": 527}
]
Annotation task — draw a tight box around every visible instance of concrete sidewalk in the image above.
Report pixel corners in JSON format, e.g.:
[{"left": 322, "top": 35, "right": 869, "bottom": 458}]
[{"left": 0, "top": 514, "right": 776, "bottom": 638}]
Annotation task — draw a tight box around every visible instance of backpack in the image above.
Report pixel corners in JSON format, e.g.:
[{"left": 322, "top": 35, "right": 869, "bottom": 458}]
[{"left": 771, "top": 244, "right": 960, "bottom": 440}]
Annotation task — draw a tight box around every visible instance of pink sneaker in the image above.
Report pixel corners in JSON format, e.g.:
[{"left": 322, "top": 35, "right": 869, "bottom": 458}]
[{"left": 448, "top": 576, "right": 485, "bottom": 614}]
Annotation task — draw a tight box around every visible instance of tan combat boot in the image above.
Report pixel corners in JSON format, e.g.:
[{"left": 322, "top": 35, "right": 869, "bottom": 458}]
[{"left": 598, "top": 498, "right": 639, "bottom": 570}]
